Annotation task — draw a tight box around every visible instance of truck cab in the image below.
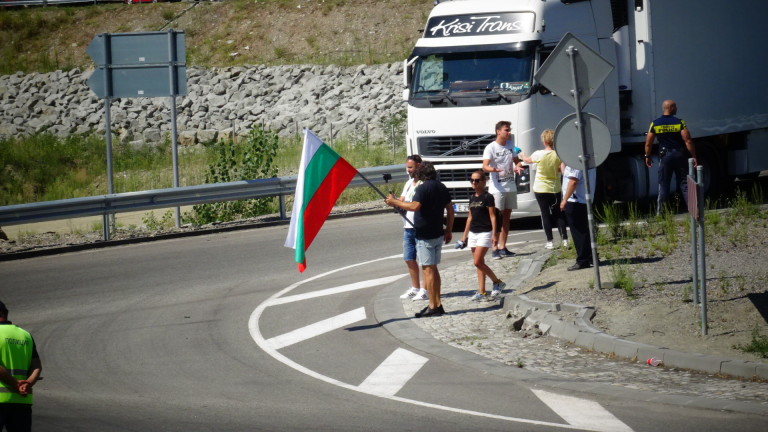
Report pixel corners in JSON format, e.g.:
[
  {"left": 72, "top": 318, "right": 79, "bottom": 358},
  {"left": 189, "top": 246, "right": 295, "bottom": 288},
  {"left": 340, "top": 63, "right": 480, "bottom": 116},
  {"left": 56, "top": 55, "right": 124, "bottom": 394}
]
[{"left": 403, "top": 0, "right": 618, "bottom": 215}]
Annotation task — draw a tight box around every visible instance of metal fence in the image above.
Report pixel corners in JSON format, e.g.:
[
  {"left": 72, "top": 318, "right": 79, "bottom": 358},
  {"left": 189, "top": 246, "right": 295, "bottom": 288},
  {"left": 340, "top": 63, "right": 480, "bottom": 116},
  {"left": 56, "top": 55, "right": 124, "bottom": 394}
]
[
  {"left": 0, "top": 164, "right": 407, "bottom": 227},
  {"left": 1, "top": 0, "right": 99, "bottom": 6}
]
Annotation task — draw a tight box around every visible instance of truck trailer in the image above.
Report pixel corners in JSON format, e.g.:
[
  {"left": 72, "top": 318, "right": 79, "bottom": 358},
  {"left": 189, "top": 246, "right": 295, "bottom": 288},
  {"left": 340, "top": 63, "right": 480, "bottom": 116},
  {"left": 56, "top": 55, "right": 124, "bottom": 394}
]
[{"left": 403, "top": 0, "right": 768, "bottom": 215}]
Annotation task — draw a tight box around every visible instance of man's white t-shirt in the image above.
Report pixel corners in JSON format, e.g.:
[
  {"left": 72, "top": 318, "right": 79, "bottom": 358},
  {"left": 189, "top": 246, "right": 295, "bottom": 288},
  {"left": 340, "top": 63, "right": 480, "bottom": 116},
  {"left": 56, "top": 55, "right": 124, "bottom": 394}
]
[
  {"left": 482, "top": 141, "right": 518, "bottom": 193},
  {"left": 562, "top": 165, "right": 596, "bottom": 204}
]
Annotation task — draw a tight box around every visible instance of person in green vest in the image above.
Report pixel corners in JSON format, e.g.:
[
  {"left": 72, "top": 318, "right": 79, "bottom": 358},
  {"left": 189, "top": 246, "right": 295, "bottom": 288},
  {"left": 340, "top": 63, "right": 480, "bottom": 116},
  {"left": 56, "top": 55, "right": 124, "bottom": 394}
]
[{"left": 0, "top": 301, "right": 42, "bottom": 432}]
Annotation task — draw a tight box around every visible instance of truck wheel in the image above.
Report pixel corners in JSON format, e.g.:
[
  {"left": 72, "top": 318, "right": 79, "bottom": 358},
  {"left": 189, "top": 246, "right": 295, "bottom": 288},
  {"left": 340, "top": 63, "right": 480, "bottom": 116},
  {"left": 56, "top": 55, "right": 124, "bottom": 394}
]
[{"left": 695, "top": 142, "right": 729, "bottom": 198}]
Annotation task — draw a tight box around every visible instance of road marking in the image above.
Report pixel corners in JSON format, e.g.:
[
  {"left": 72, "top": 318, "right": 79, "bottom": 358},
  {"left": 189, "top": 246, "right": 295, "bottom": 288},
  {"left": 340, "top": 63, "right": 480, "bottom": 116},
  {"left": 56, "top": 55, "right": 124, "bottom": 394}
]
[
  {"left": 532, "top": 389, "right": 635, "bottom": 432},
  {"left": 358, "top": 348, "right": 428, "bottom": 396},
  {"left": 265, "top": 307, "right": 367, "bottom": 350},
  {"left": 250, "top": 254, "right": 628, "bottom": 431},
  {"left": 266, "top": 274, "right": 407, "bottom": 306}
]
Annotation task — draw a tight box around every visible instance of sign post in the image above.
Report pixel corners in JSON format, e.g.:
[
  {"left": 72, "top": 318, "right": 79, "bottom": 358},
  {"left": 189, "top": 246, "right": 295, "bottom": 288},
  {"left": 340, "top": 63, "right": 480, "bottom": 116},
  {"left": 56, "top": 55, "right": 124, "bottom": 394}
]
[
  {"left": 87, "top": 30, "right": 187, "bottom": 239},
  {"left": 534, "top": 33, "right": 614, "bottom": 289},
  {"left": 687, "top": 159, "right": 708, "bottom": 334}
]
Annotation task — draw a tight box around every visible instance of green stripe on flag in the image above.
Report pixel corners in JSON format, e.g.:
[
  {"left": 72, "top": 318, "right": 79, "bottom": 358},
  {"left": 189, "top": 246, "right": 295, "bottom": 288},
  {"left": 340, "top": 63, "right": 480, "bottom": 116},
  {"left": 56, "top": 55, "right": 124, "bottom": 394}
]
[{"left": 294, "top": 143, "right": 342, "bottom": 265}]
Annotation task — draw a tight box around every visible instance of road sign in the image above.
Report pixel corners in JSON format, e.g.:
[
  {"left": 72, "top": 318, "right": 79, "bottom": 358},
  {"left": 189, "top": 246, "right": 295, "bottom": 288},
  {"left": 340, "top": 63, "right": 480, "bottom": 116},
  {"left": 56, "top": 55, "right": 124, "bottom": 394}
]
[
  {"left": 85, "top": 30, "right": 188, "bottom": 238},
  {"left": 86, "top": 30, "right": 187, "bottom": 99},
  {"left": 533, "top": 33, "right": 613, "bottom": 110},
  {"left": 88, "top": 66, "right": 187, "bottom": 99},
  {"left": 554, "top": 112, "right": 611, "bottom": 169},
  {"left": 86, "top": 32, "right": 186, "bottom": 66}
]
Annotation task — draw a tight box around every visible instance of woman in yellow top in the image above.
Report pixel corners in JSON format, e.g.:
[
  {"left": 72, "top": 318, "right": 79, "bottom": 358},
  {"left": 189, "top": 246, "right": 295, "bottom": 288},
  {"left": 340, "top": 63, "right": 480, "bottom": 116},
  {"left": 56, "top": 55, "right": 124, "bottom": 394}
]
[{"left": 520, "top": 129, "right": 568, "bottom": 249}]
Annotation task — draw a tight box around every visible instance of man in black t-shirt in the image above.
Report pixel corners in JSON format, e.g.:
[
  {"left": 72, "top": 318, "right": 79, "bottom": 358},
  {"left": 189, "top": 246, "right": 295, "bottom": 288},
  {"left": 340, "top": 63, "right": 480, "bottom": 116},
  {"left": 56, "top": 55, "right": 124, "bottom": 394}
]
[{"left": 386, "top": 162, "right": 454, "bottom": 317}]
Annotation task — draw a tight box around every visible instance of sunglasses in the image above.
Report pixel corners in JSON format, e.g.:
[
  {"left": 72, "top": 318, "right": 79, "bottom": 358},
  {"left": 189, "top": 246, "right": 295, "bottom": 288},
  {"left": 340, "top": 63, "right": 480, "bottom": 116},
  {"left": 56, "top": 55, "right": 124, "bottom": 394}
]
[{"left": 470, "top": 178, "right": 485, "bottom": 183}]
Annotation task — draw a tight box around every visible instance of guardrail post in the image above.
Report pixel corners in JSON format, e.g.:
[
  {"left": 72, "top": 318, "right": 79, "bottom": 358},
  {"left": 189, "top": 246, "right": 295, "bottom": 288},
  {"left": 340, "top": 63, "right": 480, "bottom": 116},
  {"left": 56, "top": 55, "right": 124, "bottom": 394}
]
[{"left": 279, "top": 194, "right": 286, "bottom": 220}]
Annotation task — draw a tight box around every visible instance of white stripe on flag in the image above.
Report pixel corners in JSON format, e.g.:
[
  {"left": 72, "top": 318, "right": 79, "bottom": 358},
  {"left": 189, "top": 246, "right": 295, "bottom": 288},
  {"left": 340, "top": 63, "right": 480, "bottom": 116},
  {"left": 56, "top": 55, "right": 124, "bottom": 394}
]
[{"left": 284, "top": 129, "right": 325, "bottom": 249}]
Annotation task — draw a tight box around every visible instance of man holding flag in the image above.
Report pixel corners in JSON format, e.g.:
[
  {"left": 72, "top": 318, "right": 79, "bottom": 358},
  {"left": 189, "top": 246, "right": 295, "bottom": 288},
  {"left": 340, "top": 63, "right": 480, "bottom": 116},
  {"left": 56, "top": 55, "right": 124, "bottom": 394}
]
[
  {"left": 284, "top": 129, "right": 358, "bottom": 273},
  {"left": 385, "top": 162, "right": 454, "bottom": 318}
]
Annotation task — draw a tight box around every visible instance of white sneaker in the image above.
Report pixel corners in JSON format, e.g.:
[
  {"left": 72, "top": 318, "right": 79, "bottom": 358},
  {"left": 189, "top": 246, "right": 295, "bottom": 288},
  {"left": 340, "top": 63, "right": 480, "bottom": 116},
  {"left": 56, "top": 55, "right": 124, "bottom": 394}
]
[
  {"left": 490, "top": 281, "right": 506, "bottom": 299},
  {"left": 562, "top": 239, "right": 569, "bottom": 248},
  {"left": 412, "top": 288, "right": 429, "bottom": 301},
  {"left": 545, "top": 241, "right": 554, "bottom": 249},
  {"left": 399, "top": 287, "right": 419, "bottom": 299},
  {"left": 470, "top": 292, "right": 489, "bottom": 302}
]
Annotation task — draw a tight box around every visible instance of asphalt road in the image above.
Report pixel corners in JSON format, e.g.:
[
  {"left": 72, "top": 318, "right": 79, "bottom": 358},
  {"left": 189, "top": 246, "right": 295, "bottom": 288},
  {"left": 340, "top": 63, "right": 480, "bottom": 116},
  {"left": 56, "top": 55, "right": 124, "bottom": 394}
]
[{"left": 1, "top": 213, "right": 765, "bottom": 431}]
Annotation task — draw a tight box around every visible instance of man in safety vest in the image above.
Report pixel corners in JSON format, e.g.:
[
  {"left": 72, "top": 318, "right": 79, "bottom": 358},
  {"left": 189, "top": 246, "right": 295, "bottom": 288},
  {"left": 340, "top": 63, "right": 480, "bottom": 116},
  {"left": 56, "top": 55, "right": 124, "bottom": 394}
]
[
  {"left": 644, "top": 99, "right": 698, "bottom": 214},
  {"left": 0, "top": 301, "right": 42, "bottom": 432}
]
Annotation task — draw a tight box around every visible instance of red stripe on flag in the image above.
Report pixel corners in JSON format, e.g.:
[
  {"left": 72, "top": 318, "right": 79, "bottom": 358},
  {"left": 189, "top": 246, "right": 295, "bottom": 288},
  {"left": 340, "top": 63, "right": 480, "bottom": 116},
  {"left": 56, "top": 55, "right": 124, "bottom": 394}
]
[{"left": 302, "top": 157, "right": 357, "bottom": 251}]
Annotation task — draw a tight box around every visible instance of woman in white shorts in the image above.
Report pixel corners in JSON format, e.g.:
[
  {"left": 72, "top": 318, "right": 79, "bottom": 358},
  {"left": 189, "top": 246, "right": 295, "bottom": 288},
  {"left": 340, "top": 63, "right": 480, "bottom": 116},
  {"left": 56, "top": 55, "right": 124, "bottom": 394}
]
[{"left": 459, "top": 170, "right": 507, "bottom": 301}]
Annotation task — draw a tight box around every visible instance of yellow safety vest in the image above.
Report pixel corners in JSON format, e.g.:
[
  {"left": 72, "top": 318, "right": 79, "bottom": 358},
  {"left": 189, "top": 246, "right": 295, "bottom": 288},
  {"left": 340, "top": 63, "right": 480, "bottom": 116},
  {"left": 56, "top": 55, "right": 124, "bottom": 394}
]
[{"left": 0, "top": 324, "right": 34, "bottom": 404}]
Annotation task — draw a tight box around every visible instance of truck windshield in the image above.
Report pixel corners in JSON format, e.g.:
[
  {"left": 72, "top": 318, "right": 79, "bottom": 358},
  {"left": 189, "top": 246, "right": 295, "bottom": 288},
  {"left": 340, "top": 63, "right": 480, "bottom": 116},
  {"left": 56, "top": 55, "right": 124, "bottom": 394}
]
[{"left": 411, "top": 49, "right": 534, "bottom": 97}]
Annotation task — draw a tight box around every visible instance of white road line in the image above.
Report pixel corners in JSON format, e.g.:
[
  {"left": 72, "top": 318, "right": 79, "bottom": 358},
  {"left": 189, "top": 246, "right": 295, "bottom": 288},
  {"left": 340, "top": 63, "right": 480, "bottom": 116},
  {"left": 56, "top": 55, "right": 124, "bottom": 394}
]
[
  {"left": 358, "top": 348, "right": 428, "bottom": 396},
  {"left": 250, "top": 255, "right": 626, "bottom": 431},
  {"left": 266, "top": 274, "right": 407, "bottom": 306},
  {"left": 265, "top": 307, "right": 367, "bottom": 350},
  {"left": 532, "top": 389, "right": 635, "bottom": 432}
]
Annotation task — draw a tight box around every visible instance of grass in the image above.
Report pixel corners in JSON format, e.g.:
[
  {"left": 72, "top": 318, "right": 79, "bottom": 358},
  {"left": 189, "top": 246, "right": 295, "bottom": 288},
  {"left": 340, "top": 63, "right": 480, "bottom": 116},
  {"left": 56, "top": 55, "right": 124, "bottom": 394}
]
[
  {"left": 611, "top": 260, "right": 636, "bottom": 297},
  {"left": 0, "top": 1, "right": 429, "bottom": 74},
  {"left": 733, "top": 327, "right": 768, "bottom": 358},
  {"left": 1, "top": 130, "right": 404, "bottom": 210}
]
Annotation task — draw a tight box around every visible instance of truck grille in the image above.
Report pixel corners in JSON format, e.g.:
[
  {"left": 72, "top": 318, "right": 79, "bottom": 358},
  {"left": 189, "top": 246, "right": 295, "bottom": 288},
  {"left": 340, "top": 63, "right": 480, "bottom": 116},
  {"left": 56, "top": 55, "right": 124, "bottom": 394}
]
[
  {"left": 437, "top": 168, "right": 479, "bottom": 182},
  {"left": 417, "top": 135, "right": 494, "bottom": 157},
  {"left": 448, "top": 188, "right": 474, "bottom": 202}
]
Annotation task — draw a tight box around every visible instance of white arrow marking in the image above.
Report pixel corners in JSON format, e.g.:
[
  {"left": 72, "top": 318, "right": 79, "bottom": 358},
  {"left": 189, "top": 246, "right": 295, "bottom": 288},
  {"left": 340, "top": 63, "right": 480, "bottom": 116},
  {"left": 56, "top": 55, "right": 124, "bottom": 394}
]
[
  {"left": 265, "top": 307, "right": 367, "bottom": 350},
  {"left": 251, "top": 254, "right": 626, "bottom": 430},
  {"left": 532, "top": 389, "right": 635, "bottom": 432},
  {"left": 266, "top": 274, "right": 407, "bottom": 306},
  {"left": 358, "top": 348, "right": 429, "bottom": 396}
]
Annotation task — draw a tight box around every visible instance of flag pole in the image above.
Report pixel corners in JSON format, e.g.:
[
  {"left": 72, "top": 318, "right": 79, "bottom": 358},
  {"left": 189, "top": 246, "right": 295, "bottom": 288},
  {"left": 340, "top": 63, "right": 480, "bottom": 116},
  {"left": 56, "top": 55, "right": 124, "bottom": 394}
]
[{"left": 355, "top": 171, "right": 416, "bottom": 229}]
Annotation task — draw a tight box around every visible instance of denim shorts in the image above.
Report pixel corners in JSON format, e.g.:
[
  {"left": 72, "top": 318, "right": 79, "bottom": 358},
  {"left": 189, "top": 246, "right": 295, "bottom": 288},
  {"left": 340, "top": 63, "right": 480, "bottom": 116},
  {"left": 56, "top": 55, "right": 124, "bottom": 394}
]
[
  {"left": 403, "top": 229, "right": 417, "bottom": 261},
  {"left": 416, "top": 236, "right": 443, "bottom": 266}
]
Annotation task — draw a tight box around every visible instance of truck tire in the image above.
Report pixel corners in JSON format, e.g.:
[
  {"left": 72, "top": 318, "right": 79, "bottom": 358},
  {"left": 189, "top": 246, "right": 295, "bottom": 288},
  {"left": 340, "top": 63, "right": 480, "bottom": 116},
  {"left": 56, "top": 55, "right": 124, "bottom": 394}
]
[{"left": 695, "top": 142, "right": 729, "bottom": 198}]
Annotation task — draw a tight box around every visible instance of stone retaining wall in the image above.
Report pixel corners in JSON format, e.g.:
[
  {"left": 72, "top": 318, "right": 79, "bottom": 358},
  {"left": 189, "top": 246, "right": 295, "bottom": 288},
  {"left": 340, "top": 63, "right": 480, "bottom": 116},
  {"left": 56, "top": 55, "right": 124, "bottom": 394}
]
[{"left": 0, "top": 62, "right": 405, "bottom": 146}]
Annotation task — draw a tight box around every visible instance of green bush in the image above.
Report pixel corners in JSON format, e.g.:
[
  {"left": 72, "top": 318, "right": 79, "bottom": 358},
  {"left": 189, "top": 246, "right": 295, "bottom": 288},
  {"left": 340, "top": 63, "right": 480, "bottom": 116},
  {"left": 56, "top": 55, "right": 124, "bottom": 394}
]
[
  {"left": 187, "top": 127, "right": 280, "bottom": 224},
  {"left": 733, "top": 327, "right": 768, "bottom": 358}
]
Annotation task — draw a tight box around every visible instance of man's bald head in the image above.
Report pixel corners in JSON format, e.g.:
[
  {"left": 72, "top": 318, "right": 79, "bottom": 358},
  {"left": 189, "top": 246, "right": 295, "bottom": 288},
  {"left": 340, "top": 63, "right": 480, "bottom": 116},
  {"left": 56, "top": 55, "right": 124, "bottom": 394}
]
[{"left": 662, "top": 100, "right": 677, "bottom": 115}]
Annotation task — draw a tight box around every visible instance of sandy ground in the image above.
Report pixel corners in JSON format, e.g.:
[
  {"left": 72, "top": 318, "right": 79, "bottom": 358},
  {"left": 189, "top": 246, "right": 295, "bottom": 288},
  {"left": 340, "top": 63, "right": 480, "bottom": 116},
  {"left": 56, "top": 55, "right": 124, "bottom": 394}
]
[{"left": 522, "top": 214, "right": 768, "bottom": 365}]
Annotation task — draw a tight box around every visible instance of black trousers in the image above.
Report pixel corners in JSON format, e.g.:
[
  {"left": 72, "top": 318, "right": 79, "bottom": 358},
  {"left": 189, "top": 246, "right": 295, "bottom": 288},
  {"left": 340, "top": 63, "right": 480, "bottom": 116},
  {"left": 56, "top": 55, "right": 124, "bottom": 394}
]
[
  {"left": 657, "top": 147, "right": 690, "bottom": 212},
  {"left": 0, "top": 404, "right": 32, "bottom": 432},
  {"left": 565, "top": 201, "right": 591, "bottom": 266},
  {"left": 534, "top": 192, "right": 567, "bottom": 242}
]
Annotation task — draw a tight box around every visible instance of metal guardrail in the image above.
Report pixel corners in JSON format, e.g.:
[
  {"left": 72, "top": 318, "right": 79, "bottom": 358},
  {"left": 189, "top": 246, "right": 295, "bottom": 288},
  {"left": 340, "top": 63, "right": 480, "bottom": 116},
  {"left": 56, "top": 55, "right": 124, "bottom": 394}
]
[
  {"left": 0, "top": 164, "right": 407, "bottom": 226},
  {"left": 1, "top": 0, "right": 97, "bottom": 6}
]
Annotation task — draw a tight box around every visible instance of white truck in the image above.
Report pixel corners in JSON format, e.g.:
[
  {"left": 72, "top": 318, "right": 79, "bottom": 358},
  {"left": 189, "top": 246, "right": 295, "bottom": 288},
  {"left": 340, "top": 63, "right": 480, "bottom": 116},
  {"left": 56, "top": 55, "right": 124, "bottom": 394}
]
[{"left": 403, "top": 0, "right": 768, "bottom": 215}]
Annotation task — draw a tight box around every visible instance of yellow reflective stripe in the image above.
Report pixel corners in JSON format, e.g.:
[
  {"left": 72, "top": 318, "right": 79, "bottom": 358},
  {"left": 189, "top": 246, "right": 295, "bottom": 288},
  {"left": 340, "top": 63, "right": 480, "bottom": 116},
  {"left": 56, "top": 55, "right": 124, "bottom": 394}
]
[{"left": 653, "top": 124, "right": 683, "bottom": 134}]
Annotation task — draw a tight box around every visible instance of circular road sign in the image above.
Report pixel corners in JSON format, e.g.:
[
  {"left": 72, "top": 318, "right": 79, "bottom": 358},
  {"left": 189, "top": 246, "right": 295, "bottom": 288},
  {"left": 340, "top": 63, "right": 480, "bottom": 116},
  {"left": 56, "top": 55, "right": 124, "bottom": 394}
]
[{"left": 554, "top": 112, "right": 611, "bottom": 169}]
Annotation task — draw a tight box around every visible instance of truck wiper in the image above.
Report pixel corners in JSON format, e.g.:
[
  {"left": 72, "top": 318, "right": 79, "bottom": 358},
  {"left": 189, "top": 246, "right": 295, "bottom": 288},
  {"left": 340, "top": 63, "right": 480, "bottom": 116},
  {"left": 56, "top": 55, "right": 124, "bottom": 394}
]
[
  {"left": 427, "top": 89, "right": 457, "bottom": 105},
  {"left": 484, "top": 87, "right": 513, "bottom": 102}
]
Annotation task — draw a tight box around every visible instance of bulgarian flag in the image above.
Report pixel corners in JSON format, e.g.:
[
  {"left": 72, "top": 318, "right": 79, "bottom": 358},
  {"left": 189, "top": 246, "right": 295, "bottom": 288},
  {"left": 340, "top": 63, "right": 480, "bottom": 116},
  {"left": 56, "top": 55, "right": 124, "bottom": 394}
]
[{"left": 284, "top": 129, "right": 358, "bottom": 272}]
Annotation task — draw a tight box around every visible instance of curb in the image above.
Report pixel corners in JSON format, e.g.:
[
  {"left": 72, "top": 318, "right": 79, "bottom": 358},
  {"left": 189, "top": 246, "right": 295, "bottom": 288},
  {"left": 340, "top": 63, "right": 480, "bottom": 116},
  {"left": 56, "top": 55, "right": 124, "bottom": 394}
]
[
  {"left": 374, "top": 252, "right": 768, "bottom": 416},
  {"left": 501, "top": 251, "right": 768, "bottom": 381},
  {"left": 503, "top": 295, "right": 768, "bottom": 381}
]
